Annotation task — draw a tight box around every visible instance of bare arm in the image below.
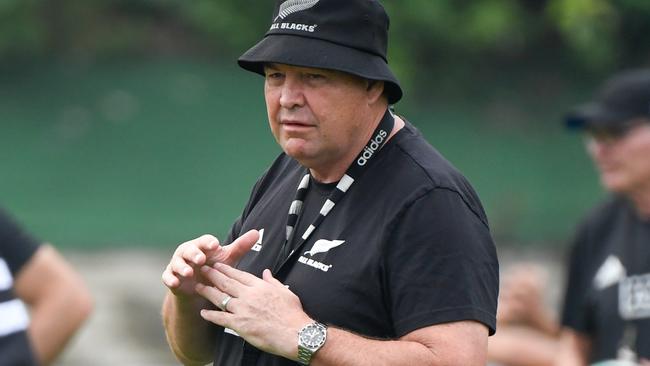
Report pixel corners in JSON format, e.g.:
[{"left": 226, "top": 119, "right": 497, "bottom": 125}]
[
  {"left": 488, "top": 325, "right": 558, "bottom": 366},
  {"left": 497, "top": 264, "right": 560, "bottom": 336},
  {"left": 14, "top": 245, "right": 93, "bottom": 366},
  {"left": 487, "top": 264, "right": 560, "bottom": 366},
  {"left": 198, "top": 264, "right": 489, "bottom": 366},
  {"left": 162, "top": 292, "right": 216, "bottom": 366},
  {"left": 310, "top": 321, "right": 487, "bottom": 366},
  {"left": 161, "top": 230, "right": 258, "bottom": 365},
  {"left": 554, "top": 328, "right": 591, "bottom": 366}
]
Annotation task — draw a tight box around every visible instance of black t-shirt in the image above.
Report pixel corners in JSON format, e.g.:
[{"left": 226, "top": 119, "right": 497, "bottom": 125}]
[
  {"left": 562, "top": 195, "right": 650, "bottom": 363},
  {"left": 0, "top": 208, "right": 40, "bottom": 366},
  {"left": 213, "top": 121, "right": 499, "bottom": 365}
]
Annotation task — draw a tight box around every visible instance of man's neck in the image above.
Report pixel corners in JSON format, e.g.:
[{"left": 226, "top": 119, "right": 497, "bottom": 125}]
[
  {"left": 629, "top": 186, "right": 650, "bottom": 220},
  {"left": 309, "top": 112, "right": 405, "bottom": 183}
]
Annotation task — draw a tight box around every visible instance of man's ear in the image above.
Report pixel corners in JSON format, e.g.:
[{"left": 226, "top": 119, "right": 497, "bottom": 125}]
[{"left": 366, "top": 80, "right": 385, "bottom": 104}]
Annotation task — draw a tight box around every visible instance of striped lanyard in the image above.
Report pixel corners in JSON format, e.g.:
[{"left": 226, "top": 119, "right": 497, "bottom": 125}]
[{"left": 273, "top": 109, "right": 395, "bottom": 272}]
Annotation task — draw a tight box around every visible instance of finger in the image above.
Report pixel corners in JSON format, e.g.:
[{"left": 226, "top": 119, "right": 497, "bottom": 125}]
[
  {"left": 195, "top": 234, "right": 221, "bottom": 252},
  {"left": 181, "top": 245, "right": 208, "bottom": 266},
  {"left": 200, "top": 308, "right": 233, "bottom": 328},
  {"left": 200, "top": 266, "right": 244, "bottom": 297},
  {"left": 262, "top": 269, "right": 285, "bottom": 288},
  {"left": 224, "top": 229, "right": 259, "bottom": 264},
  {"left": 170, "top": 256, "right": 193, "bottom": 277},
  {"left": 195, "top": 283, "right": 233, "bottom": 310},
  {"left": 214, "top": 262, "right": 260, "bottom": 286},
  {"left": 162, "top": 266, "right": 180, "bottom": 288}
]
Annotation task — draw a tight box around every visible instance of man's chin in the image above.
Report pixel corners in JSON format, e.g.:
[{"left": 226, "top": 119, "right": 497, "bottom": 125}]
[
  {"left": 282, "top": 146, "right": 313, "bottom": 163},
  {"left": 282, "top": 138, "right": 312, "bottom": 155},
  {"left": 600, "top": 176, "right": 628, "bottom": 194}
]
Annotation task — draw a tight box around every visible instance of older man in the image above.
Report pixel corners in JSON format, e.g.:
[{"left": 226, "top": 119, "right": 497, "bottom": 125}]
[
  {"left": 557, "top": 69, "right": 650, "bottom": 365},
  {"left": 161, "top": 1, "right": 498, "bottom": 365}
]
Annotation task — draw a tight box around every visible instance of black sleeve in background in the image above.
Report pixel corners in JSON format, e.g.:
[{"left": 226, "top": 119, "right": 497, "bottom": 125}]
[
  {"left": 384, "top": 188, "right": 499, "bottom": 337},
  {"left": 0, "top": 208, "right": 41, "bottom": 275},
  {"left": 561, "top": 223, "right": 594, "bottom": 334}
]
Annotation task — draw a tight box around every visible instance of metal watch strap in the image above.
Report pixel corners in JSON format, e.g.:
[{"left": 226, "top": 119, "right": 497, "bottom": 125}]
[
  {"left": 297, "top": 347, "right": 315, "bottom": 365},
  {"left": 297, "top": 322, "right": 327, "bottom": 365}
]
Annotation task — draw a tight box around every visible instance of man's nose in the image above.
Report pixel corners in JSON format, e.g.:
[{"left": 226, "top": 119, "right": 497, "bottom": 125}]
[
  {"left": 279, "top": 77, "right": 305, "bottom": 109},
  {"left": 587, "top": 137, "right": 614, "bottom": 159}
]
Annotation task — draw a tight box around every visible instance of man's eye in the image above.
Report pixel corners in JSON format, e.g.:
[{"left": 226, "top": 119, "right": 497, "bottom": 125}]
[
  {"left": 266, "top": 72, "right": 284, "bottom": 79},
  {"left": 306, "top": 73, "right": 325, "bottom": 80}
]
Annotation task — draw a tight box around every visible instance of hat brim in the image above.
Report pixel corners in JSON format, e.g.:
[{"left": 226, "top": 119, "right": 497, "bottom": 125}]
[
  {"left": 565, "top": 102, "right": 633, "bottom": 130},
  {"left": 238, "top": 34, "right": 403, "bottom": 104}
]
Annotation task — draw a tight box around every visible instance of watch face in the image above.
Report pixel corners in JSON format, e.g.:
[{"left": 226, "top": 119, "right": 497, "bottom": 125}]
[{"left": 299, "top": 324, "right": 326, "bottom": 349}]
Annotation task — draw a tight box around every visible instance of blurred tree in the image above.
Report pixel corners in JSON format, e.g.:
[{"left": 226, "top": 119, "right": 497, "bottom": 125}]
[
  {"left": 0, "top": 0, "right": 649, "bottom": 101},
  {"left": 0, "top": 0, "right": 46, "bottom": 60}
]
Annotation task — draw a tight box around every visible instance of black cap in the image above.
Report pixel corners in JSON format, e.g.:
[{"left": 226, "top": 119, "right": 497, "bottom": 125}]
[
  {"left": 565, "top": 69, "right": 650, "bottom": 130},
  {"left": 238, "top": 0, "right": 403, "bottom": 104}
]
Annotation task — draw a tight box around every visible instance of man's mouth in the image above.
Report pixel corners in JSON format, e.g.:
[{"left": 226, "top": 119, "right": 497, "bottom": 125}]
[{"left": 280, "top": 120, "right": 315, "bottom": 131}]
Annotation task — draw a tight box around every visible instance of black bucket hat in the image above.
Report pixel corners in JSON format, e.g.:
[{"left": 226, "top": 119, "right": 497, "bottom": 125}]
[
  {"left": 565, "top": 69, "right": 650, "bottom": 130},
  {"left": 238, "top": 0, "right": 403, "bottom": 104}
]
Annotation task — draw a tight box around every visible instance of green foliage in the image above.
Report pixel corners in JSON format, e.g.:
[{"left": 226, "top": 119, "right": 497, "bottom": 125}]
[
  {"left": 0, "top": 0, "right": 648, "bottom": 96},
  {"left": 181, "top": 0, "right": 270, "bottom": 54},
  {"left": 547, "top": 0, "right": 619, "bottom": 70},
  {"left": 0, "top": 0, "right": 46, "bottom": 59}
]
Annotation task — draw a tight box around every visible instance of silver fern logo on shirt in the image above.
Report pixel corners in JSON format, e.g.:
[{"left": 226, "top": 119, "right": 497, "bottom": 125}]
[
  {"left": 298, "top": 239, "right": 345, "bottom": 272},
  {"left": 270, "top": 0, "right": 319, "bottom": 33}
]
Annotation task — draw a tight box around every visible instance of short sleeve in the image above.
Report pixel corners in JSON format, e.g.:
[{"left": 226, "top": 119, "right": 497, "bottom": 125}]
[
  {"left": 0, "top": 208, "right": 41, "bottom": 275},
  {"left": 384, "top": 188, "right": 499, "bottom": 336}
]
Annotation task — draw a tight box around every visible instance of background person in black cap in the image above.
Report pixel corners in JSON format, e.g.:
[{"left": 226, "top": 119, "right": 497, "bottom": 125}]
[
  {"left": 161, "top": 0, "right": 498, "bottom": 365},
  {"left": 556, "top": 69, "right": 650, "bottom": 365}
]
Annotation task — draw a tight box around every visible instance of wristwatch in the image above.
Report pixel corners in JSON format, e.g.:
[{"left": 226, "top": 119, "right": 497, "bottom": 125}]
[{"left": 297, "top": 321, "right": 327, "bottom": 365}]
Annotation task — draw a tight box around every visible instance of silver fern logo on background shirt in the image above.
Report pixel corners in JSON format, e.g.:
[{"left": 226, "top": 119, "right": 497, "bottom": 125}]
[{"left": 275, "top": 0, "right": 320, "bottom": 21}]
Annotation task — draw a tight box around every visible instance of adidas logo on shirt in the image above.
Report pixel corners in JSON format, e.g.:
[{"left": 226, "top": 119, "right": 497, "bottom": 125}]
[{"left": 252, "top": 229, "right": 264, "bottom": 252}]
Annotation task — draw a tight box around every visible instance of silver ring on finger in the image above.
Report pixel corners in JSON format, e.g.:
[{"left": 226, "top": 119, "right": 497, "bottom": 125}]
[{"left": 218, "top": 295, "right": 233, "bottom": 312}]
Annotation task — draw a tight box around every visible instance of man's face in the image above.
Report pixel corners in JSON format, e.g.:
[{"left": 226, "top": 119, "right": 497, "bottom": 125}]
[
  {"left": 585, "top": 119, "right": 650, "bottom": 194},
  {"left": 263, "top": 63, "right": 378, "bottom": 175}
]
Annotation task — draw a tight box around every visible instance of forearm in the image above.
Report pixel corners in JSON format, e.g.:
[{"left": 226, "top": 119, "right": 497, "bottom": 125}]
[
  {"left": 529, "top": 308, "right": 560, "bottom": 337},
  {"left": 488, "top": 325, "right": 558, "bottom": 366},
  {"left": 28, "top": 274, "right": 93, "bottom": 365},
  {"left": 162, "top": 292, "right": 217, "bottom": 365},
  {"left": 554, "top": 329, "right": 590, "bottom": 366},
  {"left": 310, "top": 326, "right": 485, "bottom": 366},
  {"left": 15, "top": 245, "right": 93, "bottom": 365}
]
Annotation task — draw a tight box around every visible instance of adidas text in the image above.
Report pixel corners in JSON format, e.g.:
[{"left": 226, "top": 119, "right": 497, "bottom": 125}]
[{"left": 357, "top": 130, "right": 388, "bottom": 166}]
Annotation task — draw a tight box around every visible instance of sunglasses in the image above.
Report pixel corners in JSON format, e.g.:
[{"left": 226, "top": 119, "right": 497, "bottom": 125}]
[{"left": 584, "top": 118, "right": 650, "bottom": 143}]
